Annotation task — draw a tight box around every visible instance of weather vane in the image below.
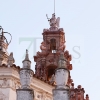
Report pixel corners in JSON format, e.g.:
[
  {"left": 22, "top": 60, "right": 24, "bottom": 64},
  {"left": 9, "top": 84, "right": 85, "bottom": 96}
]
[{"left": 46, "top": 0, "right": 60, "bottom": 29}]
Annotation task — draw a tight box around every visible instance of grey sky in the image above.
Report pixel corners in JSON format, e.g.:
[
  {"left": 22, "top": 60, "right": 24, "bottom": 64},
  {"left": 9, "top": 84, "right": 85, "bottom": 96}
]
[{"left": 0, "top": 0, "right": 100, "bottom": 100}]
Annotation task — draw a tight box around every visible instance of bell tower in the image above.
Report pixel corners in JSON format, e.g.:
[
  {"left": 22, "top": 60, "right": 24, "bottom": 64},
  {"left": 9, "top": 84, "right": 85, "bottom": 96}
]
[{"left": 34, "top": 13, "right": 72, "bottom": 85}]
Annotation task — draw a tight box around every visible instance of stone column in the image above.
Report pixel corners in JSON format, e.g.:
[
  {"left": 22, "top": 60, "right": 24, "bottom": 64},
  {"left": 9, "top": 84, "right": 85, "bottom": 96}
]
[
  {"left": 16, "top": 50, "right": 34, "bottom": 100},
  {"left": 52, "top": 53, "right": 70, "bottom": 100}
]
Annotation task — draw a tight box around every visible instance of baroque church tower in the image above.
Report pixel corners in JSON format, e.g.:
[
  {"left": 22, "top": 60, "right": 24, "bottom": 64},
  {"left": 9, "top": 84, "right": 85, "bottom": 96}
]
[
  {"left": 34, "top": 13, "right": 89, "bottom": 100},
  {"left": 0, "top": 13, "right": 89, "bottom": 100},
  {"left": 34, "top": 13, "right": 72, "bottom": 83}
]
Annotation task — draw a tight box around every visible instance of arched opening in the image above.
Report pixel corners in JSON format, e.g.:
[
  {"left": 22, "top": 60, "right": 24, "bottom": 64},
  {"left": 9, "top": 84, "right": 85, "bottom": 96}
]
[
  {"left": 47, "top": 65, "right": 57, "bottom": 81},
  {"left": 50, "top": 39, "right": 56, "bottom": 51}
]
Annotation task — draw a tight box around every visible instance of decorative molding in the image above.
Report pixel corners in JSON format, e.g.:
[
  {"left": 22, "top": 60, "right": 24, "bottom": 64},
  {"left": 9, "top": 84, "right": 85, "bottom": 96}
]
[
  {"left": 0, "top": 78, "right": 9, "bottom": 88},
  {"left": 35, "top": 92, "right": 43, "bottom": 100},
  {"left": 35, "top": 91, "right": 52, "bottom": 100},
  {"left": 0, "top": 77, "right": 20, "bottom": 90},
  {"left": 45, "top": 97, "right": 52, "bottom": 100},
  {"left": 11, "top": 79, "right": 21, "bottom": 90}
]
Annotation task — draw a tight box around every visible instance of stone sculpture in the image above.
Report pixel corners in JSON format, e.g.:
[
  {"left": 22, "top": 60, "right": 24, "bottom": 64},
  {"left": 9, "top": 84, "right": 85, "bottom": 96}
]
[
  {"left": 7, "top": 52, "right": 15, "bottom": 67},
  {"left": 46, "top": 13, "right": 60, "bottom": 28}
]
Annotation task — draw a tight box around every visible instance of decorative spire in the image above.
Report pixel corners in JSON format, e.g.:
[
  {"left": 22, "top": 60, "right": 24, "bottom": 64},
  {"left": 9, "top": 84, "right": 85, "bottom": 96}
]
[
  {"left": 0, "top": 26, "right": 12, "bottom": 65},
  {"left": 58, "top": 52, "right": 67, "bottom": 68},
  {"left": 22, "top": 49, "right": 31, "bottom": 69},
  {"left": 25, "top": 49, "right": 29, "bottom": 61},
  {"left": 59, "top": 52, "right": 66, "bottom": 60},
  {"left": 17, "top": 50, "right": 34, "bottom": 100},
  {"left": 53, "top": 52, "right": 69, "bottom": 100}
]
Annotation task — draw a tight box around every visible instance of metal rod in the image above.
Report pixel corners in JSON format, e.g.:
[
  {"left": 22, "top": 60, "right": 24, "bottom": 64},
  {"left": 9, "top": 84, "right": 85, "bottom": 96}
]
[{"left": 54, "top": 0, "right": 55, "bottom": 13}]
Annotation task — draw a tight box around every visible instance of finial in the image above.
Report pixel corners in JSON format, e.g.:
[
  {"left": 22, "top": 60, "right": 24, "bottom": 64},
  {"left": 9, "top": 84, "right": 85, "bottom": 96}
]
[
  {"left": 26, "top": 49, "right": 28, "bottom": 54},
  {"left": 7, "top": 52, "right": 15, "bottom": 67},
  {"left": 77, "top": 85, "right": 82, "bottom": 89},
  {"left": 85, "top": 94, "right": 89, "bottom": 100},
  {"left": 59, "top": 52, "right": 66, "bottom": 60},
  {"left": 22, "top": 49, "right": 31, "bottom": 69},
  {"left": 25, "top": 49, "right": 29, "bottom": 61},
  {"left": 58, "top": 52, "right": 67, "bottom": 68},
  {"left": 71, "top": 83, "right": 74, "bottom": 89}
]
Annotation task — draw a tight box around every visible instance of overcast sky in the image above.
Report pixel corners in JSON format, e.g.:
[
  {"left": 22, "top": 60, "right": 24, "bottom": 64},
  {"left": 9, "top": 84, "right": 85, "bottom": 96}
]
[{"left": 0, "top": 0, "right": 100, "bottom": 100}]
